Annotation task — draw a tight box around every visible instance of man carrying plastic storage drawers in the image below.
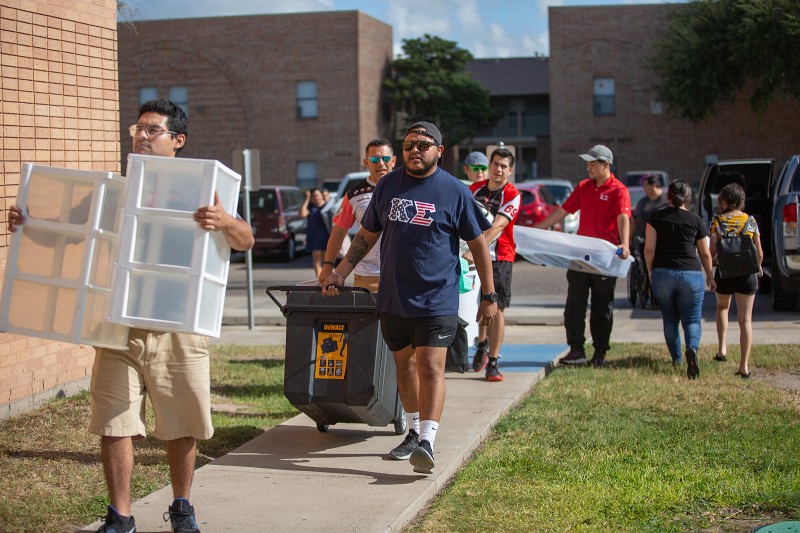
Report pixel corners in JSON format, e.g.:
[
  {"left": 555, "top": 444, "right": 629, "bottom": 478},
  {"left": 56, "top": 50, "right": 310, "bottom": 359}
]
[
  {"left": 8, "top": 99, "right": 254, "bottom": 533},
  {"left": 533, "top": 145, "right": 631, "bottom": 368},
  {"left": 320, "top": 121, "right": 499, "bottom": 475}
]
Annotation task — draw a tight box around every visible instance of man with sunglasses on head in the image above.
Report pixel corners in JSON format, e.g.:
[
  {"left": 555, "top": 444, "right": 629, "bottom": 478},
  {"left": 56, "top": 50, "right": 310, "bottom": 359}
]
[
  {"left": 464, "top": 151, "right": 489, "bottom": 183},
  {"left": 319, "top": 139, "right": 396, "bottom": 292},
  {"left": 9, "top": 99, "right": 254, "bottom": 533},
  {"left": 321, "top": 121, "right": 498, "bottom": 475}
]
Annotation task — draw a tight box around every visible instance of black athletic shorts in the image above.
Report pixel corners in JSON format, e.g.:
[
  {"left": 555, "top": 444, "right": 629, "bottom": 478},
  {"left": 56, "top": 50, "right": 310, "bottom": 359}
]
[
  {"left": 714, "top": 271, "right": 758, "bottom": 295},
  {"left": 493, "top": 260, "right": 513, "bottom": 309},
  {"left": 379, "top": 313, "right": 458, "bottom": 352}
]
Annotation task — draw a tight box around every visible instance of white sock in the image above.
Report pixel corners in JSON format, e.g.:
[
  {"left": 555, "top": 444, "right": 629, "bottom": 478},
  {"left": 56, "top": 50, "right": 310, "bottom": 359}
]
[
  {"left": 407, "top": 411, "right": 420, "bottom": 433},
  {"left": 419, "top": 419, "right": 439, "bottom": 448}
]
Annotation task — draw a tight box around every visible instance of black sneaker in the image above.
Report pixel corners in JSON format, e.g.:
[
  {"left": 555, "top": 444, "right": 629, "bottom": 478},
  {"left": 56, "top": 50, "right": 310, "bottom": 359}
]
[
  {"left": 96, "top": 506, "right": 136, "bottom": 533},
  {"left": 686, "top": 348, "right": 699, "bottom": 380},
  {"left": 389, "top": 429, "right": 419, "bottom": 460},
  {"left": 560, "top": 348, "right": 587, "bottom": 365},
  {"left": 589, "top": 352, "right": 606, "bottom": 367},
  {"left": 485, "top": 358, "right": 504, "bottom": 381},
  {"left": 472, "top": 340, "right": 489, "bottom": 372},
  {"left": 410, "top": 439, "right": 435, "bottom": 474},
  {"left": 163, "top": 499, "right": 200, "bottom": 533}
]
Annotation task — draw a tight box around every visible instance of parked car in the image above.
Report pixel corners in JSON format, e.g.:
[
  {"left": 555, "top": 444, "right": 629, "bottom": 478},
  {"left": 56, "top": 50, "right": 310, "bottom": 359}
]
[
  {"left": 623, "top": 170, "right": 669, "bottom": 189},
  {"left": 628, "top": 185, "right": 647, "bottom": 211},
  {"left": 530, "top": 178, "right": 578, "bottom": 234},
  {"left": 240, "top": 185, "right": 306, "bottom": 261},
  {"left": 514, "top": 182, "right": 561, "bottom": 231},
  {"left": 695, "top": 157, "right": 800, "bottom": 311}
]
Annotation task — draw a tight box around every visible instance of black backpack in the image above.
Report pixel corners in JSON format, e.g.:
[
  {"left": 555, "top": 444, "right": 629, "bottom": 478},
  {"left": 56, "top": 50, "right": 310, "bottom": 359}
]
[{"left": 445, "top": 317, "right": 469, "bottom": 373}]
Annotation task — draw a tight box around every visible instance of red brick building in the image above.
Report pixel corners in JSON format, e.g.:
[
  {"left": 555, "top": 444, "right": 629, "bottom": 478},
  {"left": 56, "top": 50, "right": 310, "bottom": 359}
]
[
  {"left": 0, "top": 0, "right": 119, "bottom": 417},
  {"left": 549, "top": 4, "right": 800, "bottom": 184},
  {"left": 117, "top": 11, "right": 393, "bottom": 188}
]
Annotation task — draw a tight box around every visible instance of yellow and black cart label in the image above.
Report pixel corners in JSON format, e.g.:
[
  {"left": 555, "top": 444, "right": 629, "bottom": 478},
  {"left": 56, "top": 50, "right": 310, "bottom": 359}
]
[{"left": 315, "top": 320, "right": 348, "bottom": 380}]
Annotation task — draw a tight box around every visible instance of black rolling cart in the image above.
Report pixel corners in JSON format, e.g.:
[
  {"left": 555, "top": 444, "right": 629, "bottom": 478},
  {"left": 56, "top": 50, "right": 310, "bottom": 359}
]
[{"left": 267, "top": 286, "right": 406, "bottom": 435}]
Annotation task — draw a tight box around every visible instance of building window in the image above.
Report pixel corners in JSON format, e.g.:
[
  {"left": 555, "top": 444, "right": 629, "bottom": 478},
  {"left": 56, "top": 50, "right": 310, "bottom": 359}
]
[
  {"left": 297, "top": 161, "right": 318, "bottom": 189},
  {"left": 296, "top": 81, "right": 318, "bottom": 119},
  {"left": 594, "top": 78, "right": 615, "bottom": 115},
  {"left": 169, "top": 86, "right": 189, "bottom": 117},
  {"left": 138, "top": 87, "right": 158, "bottom": 105}
]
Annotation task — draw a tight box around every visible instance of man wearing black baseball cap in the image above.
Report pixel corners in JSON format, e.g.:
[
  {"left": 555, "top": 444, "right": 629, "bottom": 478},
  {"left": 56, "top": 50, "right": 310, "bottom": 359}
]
[
  {"left": 321, "top": 120, "right": 498, "bottom": 475},
  {"left": 535, "top": 144, "right": 631, "bottom": 368}
]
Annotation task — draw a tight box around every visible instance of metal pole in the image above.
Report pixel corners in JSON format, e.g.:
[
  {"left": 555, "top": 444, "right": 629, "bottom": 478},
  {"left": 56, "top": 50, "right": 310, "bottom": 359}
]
[{"left": 242, "top": 149, "right": 256, "bottom": 329}]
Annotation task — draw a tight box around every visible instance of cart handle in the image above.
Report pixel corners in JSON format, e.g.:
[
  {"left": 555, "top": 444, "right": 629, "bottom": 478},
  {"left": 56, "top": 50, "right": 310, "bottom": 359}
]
[{"left": 265, "top": 285, "right": 376, "bottom": 315}]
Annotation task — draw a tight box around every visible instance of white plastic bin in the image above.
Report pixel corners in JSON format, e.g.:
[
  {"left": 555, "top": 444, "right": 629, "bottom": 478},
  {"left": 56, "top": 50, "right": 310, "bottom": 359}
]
[
  {"left": 514, "top": 226, "right": 633, "bottom": 278},
  {"left": 110, "top": 154, "right": 241, "bottom": 337},
  {"left": 0, "top": 163, "right": 129, "bottom": 348}
]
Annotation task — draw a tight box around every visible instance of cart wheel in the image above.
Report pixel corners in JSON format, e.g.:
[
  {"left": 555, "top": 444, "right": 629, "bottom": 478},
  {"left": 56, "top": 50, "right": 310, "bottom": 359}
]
[
  {"left": 393, "top": 402, "right": 407, "bottom": 435},
  {"left": 316, "top": 423, "right": 329, "bottom": 433}
]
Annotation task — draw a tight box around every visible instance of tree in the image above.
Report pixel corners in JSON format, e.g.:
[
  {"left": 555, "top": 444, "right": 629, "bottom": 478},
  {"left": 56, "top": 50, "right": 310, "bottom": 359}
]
[
  {"left": 651, "top": 0, "right": 800, "bottom": 122},
  {"left": 384, "top": 34, "right": 501, "bottom": 146}
]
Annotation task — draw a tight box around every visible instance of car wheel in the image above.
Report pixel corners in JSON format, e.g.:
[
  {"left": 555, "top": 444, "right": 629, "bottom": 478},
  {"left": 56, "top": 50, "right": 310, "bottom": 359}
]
[
  {"left": 771, "top": 255, "right": 799, "bottom": 311},
  {"left": 282, "top": 236, "right": 296, "bottom": 262}
]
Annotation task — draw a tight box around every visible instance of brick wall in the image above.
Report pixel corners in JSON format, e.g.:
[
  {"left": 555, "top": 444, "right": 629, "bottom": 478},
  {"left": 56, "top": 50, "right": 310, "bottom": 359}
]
[
  {"left": 0, "top": 0, "right": 119, "bottom": 418},
  {"left": 549, "top": 4, "right": 800, "bottom": 184},
  {"left": 118, "top": 11, "right": 393, "bottom": 185}
]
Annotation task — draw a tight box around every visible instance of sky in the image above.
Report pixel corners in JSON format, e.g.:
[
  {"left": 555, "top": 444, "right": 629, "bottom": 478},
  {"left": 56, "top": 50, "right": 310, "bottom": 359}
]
[{"left": 119, "top": 0, "right": 688, "bottom": 58}]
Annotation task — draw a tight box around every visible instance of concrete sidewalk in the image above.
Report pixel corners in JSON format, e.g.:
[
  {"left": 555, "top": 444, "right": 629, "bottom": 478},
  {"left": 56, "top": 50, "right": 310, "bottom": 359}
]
[{"left": 81, "top": 343, "right": 566, "bottom": 532}]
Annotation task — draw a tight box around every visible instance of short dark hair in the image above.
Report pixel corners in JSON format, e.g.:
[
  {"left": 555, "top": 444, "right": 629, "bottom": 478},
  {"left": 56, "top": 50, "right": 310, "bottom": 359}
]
[
  {"left": 718, "top": 183, "right": 746, "bottom": 212},
  {"left": 138, "top": 99, "right": 188, "bottom": 153},
  {"left": 490, "top": 148, "right": 515, "bottom": 168},
  {"left": 365, "top": 138, "right": 393, "bottom": 155},
  {"left": 667, "top": 180, "right": 692, "bottom": 208},
  {"left": 643, "top": 175, "right": 660, "bottom": 187}
]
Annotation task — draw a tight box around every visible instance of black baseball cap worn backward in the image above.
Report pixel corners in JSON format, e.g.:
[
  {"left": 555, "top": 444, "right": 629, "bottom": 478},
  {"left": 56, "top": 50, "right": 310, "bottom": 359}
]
[{"left": 405, "top": 121, "right": 442, "bottom": 146}]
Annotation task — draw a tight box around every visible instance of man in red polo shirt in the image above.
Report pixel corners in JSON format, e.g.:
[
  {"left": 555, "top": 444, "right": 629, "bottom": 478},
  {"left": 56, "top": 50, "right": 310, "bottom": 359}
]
[{"left": 534, "top": 145, "right": 630, "bottom": 367}]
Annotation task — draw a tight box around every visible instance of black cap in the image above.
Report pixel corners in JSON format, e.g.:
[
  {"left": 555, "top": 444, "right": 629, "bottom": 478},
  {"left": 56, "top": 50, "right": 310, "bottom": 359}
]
[{"left": 405, "top": 121, "right": 442, "bottom": 146}]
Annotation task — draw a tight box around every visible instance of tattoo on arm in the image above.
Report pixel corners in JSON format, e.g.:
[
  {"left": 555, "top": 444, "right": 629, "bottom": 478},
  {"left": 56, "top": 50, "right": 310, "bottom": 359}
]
[{"left": 347, "top": 234, "right": 369, "bottom": 267}]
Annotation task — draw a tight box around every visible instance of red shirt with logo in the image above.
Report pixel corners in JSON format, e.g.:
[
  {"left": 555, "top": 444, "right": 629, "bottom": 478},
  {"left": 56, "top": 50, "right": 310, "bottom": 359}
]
[
  {"left": 470, "top": 180, "right": 521, "bottom": 262},
  {"left": 562, "top": 173, "right": 631, "bottom": 245}
]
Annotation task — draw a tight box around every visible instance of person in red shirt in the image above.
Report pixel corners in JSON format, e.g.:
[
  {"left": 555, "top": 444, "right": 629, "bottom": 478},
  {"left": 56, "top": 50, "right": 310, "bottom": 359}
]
[
  {"left": 534, "top": 145, "right": 631, "bottom": 367},
  {"left": 468, "top": 148, "right": 521, "bottom": 381}
]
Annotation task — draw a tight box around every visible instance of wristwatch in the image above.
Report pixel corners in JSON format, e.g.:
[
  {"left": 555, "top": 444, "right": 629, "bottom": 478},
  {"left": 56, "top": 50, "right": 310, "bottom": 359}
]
[{"left": 481, "top": 291, "right": 499, "bottom": 303}]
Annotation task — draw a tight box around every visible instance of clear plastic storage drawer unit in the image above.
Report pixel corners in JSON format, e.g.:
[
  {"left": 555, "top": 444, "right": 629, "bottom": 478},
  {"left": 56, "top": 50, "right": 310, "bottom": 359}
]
[
  {"left": 0, "top": 163, "right": 129, "bottom": 348},
  {"left": 109, "top": 154, "right": 241, "bottom": 337}
]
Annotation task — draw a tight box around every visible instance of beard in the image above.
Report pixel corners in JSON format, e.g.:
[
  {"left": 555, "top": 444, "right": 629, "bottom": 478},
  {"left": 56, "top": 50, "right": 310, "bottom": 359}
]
[{"left": 404, "top": 156, "right": 438, "bottom": 177}]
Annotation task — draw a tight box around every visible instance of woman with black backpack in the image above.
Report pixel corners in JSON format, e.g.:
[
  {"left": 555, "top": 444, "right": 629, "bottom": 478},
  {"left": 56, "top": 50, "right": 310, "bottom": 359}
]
[{"left": 709, "top": 183, "right": 764, "bottom": 379}]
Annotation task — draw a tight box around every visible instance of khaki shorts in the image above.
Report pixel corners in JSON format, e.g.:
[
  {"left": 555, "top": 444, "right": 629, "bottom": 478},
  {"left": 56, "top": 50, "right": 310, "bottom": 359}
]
[
  {"left": 89, "top": 328, "right": 213, "bottom": 441},
  {"left": 353, "top": 274, "right": 380, "bottom": 293}
]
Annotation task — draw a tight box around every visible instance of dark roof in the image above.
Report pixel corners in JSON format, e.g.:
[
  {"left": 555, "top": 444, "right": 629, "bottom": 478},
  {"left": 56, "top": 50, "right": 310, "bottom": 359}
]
[{"left": 466, "top": 57, "right": 549, "bottom": 96}]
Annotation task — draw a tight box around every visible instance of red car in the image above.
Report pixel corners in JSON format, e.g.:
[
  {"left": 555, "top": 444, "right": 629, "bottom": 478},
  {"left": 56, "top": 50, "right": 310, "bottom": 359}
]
[{"left": 514, "top": 182, "right": 562, "bottom": 231}]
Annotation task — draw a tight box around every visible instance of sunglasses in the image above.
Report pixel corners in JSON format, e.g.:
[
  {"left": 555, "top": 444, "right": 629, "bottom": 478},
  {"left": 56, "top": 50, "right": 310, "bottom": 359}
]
[
  {"left": 402, "top": 140, "right": 437, "bottom": 152},
  {"left": 368, "top": 155, "right": 393, "bottom": 164},
  {"left": 469, "top": 165, "right": 488, "bottom": 172}
]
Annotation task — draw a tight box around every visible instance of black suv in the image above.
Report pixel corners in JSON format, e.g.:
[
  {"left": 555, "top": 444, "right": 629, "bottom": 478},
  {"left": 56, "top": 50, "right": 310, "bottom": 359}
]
[{"left": 696, "top": 157, "right": 800, "bottom": 311}]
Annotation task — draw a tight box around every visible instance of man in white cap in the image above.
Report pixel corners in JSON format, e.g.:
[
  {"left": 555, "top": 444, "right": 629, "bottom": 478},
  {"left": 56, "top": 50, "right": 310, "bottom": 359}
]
[
  {"left": 464, "top": 151, "right": 489, "bottom": 183},
  {"left": 534, "top": 145, "right": 631, "bottom": 367}
]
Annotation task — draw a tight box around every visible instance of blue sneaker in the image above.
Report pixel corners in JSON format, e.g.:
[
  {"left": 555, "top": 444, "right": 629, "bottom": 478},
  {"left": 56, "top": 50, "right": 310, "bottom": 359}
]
[
  {"left": 163, "top": 498, "right": 200, "bottom": 533},
  {"left": 410, "top": 439, "right": 435, "bottom": 474},
  {"left": 96, "top": 506, "right": 136, "bottom": 533}
]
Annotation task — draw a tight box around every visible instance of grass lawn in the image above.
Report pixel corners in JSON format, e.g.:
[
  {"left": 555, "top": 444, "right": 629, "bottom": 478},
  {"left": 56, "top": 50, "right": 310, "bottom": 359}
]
[{"left": 0, "top": 343, "right": 798, "bottom": 532}]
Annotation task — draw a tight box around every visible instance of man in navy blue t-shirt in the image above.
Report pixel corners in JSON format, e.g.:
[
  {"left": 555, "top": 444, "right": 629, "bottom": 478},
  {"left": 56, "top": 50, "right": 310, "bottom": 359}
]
[{"left": 321, "top": 121, "right": 498, "bottom": 474}]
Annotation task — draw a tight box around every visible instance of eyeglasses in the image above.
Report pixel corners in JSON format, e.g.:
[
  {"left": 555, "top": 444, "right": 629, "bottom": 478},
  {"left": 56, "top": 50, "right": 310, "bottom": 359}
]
[
  {"left": 368, "top": 155, "right": 393, "bottom": 164},
  {"left": 402, "top": 140, "right": 437, "bottom": 152},
  {"left": 129, "top": 124, "right": 177, "bottom": 138},
  {"left": 469, "top": 165, "right": 488, "bottom": 172}
]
